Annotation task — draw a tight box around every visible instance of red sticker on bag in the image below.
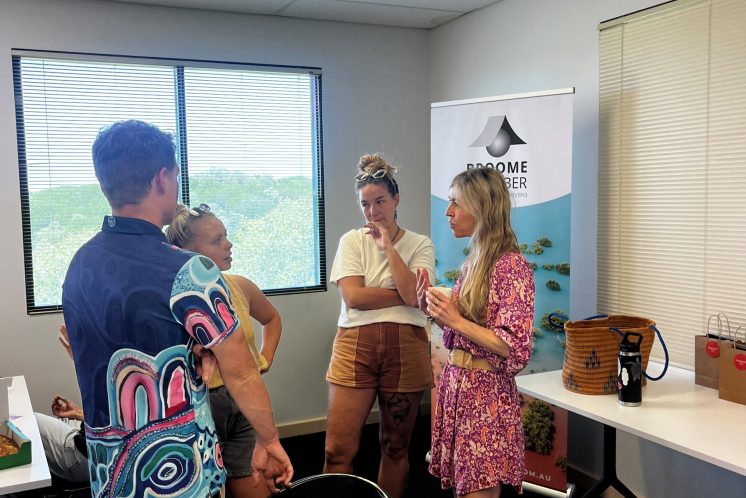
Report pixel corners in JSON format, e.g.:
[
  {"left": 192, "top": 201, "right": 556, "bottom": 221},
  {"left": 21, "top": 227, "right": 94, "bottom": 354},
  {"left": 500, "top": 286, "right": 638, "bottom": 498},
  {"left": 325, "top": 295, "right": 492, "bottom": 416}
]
[
  {"left": 734, "top": 354, "right": 746, "bottom": 371},
  {"left": 706, "top": 341, "right": 720, "bottom": 358}
]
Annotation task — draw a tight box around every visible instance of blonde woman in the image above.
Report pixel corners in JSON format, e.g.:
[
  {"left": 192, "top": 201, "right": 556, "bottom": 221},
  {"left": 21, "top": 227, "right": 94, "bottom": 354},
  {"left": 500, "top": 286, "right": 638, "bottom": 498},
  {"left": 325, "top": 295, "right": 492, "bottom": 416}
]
[
  {"left": 418, "top": 168, "right": 535, "bottom": 498},
  {"left": 166, "top": 204, "right": 282, "bottom": 498},
  {"left": 325, "top": 154, "right": 435, "bottom": 498}
]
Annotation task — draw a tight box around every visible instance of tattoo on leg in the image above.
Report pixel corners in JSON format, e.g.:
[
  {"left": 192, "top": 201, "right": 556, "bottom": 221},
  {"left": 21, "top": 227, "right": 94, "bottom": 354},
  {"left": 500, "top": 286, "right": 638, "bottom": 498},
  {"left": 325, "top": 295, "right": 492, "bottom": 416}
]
[{"left": 383, "top": 393, "right": 412, "bottom": 426}]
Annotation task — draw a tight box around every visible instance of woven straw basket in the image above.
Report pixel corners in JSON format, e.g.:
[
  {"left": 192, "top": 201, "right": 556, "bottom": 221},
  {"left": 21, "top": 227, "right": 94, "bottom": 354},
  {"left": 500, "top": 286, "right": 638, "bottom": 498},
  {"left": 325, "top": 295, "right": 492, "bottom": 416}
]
[{"left": 562, "top": 315, "right": 656, "bottom": 395}]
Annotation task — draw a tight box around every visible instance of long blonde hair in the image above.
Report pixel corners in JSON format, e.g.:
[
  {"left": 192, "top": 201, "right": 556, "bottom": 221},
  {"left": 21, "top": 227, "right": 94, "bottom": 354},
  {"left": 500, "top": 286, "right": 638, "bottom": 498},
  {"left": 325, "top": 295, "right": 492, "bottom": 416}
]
[{"left": 453, "top": 168, "right": 518, "bottom": 324}]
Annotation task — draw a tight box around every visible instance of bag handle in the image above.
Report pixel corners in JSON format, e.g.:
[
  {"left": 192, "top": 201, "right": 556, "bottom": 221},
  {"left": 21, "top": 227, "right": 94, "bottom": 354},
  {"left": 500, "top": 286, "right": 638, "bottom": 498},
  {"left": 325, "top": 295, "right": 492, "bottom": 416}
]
[
  {"left": 717, "top": 312, "right": 732, "bottom": 340},
  {"left": 547, "top": 312, "right": 607, "bottom": 331},
  {"left": 644, "top": 324, "right": 668, "bottom": 381},
  {"left": 705, "top": 313, "right": 732, "bottom": 340},
  {"left": 611, "top": 326, "right": 668, "bottom": 381},
  {"left": 547, "top": 312, "right": 567, "bottom": 331},
  {"left": 732, "top": 325, "right": 746, "bottom": 351},
  {"left": 706, "top": 314, "right": 719, "bottom": 339},
  {"left": 704, "top": 313, "right": 732, "bottom": 359}
]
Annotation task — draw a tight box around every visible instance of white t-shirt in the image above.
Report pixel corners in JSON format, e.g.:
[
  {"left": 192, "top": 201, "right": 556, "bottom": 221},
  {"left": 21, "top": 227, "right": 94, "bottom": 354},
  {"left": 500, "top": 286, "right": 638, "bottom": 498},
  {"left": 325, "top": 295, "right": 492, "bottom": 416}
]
[{"left": 330, "top": 228, "right": 436, "bottom": 328}]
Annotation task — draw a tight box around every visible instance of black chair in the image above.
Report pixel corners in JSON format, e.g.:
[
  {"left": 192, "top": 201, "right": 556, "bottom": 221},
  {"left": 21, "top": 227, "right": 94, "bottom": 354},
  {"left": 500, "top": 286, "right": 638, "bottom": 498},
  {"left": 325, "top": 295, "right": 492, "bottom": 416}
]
[{"left": 279, "top": 473, "right": 389, "bottom": 498}]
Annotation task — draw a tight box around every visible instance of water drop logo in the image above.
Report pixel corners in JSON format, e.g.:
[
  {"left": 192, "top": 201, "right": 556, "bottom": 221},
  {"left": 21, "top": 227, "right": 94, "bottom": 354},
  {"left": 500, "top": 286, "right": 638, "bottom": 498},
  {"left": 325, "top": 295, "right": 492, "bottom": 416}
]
[{"left": 470, "top": 115, "right": 526, "bottom": 157}]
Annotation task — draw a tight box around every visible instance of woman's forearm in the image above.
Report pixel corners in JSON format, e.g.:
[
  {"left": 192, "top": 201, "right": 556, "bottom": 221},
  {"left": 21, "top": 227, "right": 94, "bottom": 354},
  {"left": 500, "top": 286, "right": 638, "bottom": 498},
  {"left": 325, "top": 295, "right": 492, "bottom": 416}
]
[
  {"left": 385, "top": 247, "right": 418, "bottom": 306},
  {"left": 260, "top": 315, "right": 282, "bottom": 367},
  {"left": 344, "top": 287, "right": 405, "bottom": 310},
  {"left": 453, "top": 317, "right": 510, "bottom": 357}
]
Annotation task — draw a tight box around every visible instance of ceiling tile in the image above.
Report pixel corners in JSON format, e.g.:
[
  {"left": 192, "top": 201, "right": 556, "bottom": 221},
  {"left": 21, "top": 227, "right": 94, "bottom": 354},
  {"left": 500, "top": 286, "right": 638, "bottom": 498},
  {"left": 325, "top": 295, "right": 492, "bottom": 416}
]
[
  {"left": 113, "top": 0, "right": 294, "bottom": 15},
  {"left": 109, "top": 0, "right": 499, "bottom": 28},
  {"left": 280, "top": 0, "right": 460, "bottom": 28},
  {"left": 339, "top": 0, "right": 499, "bottom": 15}
]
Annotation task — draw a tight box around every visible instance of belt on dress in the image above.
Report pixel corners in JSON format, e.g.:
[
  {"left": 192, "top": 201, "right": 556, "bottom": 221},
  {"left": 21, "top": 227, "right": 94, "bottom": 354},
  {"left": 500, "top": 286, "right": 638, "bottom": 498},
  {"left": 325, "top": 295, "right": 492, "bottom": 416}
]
[{"left": 449, "top": 348, "right": 496, "bottom": 371}]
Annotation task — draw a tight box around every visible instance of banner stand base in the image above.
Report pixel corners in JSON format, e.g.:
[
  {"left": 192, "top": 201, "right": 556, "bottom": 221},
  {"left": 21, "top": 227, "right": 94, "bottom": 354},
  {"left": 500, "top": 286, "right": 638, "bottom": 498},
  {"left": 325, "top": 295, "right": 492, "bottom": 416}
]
[{"left": 522, "top": 481, "right": 575, "bottom": 498}]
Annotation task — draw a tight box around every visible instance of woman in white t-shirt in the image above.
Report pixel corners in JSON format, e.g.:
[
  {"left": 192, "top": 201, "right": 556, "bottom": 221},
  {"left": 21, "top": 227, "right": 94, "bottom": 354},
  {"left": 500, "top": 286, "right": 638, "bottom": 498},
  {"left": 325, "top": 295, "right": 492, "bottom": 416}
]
[{"left": 324, "top": 154, "right": 435, "bottom": 498}]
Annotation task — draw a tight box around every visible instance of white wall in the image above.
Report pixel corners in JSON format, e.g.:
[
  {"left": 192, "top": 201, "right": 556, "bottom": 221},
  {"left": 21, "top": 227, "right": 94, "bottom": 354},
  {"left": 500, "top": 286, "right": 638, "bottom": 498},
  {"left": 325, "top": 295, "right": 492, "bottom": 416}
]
[
  {"left": 0, "top": 0, "right": 431, "bottom": 429},
  {"left": 4, "top": 0, "right": 743, "bottom": 495},
  {"left": 430, "top": 1, "right": 745, "bottom": 496}
]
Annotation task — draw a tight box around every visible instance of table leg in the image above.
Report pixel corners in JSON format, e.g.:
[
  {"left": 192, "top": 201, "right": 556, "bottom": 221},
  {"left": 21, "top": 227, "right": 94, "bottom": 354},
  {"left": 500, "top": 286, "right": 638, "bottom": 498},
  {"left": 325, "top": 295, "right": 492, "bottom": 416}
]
[{"left": 581, "top": 424, "right": 637, "bottom": 498}]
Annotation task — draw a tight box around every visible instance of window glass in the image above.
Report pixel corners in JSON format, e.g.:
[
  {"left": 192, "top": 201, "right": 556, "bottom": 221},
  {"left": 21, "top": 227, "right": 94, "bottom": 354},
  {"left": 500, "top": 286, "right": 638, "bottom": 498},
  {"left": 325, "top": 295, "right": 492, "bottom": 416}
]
[{"left": 13, "top": 53, "right": 325, "bottom": 313}]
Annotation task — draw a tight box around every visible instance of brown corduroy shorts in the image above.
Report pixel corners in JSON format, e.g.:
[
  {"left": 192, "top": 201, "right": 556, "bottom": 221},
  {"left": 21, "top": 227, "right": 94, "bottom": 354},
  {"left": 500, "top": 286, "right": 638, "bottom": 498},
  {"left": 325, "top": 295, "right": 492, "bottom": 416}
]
[{"left": 326, "top": 322, "right": 434, "bottom": 393}]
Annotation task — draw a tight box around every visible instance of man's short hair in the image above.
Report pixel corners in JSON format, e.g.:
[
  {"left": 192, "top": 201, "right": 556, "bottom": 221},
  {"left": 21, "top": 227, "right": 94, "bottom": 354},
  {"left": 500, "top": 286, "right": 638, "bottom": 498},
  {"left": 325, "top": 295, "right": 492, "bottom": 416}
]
[{"left": 92, "top": 120, "right": 177, "bottom": 209}]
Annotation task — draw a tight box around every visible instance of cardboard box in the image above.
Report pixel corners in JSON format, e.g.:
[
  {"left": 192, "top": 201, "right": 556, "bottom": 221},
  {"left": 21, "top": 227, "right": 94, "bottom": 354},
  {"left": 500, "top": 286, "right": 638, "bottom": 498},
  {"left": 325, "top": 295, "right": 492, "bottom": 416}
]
[
  {"left": 0, "top": 377, "right": 12, "bottom": 423},
  {"left": 0, "top": 420, "right": 32, "bottom": 470}
]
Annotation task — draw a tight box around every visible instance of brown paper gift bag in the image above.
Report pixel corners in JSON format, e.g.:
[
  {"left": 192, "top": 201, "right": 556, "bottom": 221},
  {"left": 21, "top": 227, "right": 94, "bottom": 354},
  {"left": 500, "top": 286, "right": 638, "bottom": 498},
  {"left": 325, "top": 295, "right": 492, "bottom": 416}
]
[
  {"left": 695, "top": 313, "right": 732, "bottom": 389},
  {"left": 718, "top": 326, "right": 746, "bottom": 405}
]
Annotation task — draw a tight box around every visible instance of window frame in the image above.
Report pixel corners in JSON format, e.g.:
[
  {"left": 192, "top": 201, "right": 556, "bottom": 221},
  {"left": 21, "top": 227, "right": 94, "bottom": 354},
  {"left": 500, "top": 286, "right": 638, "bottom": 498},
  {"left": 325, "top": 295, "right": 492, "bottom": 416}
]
[{"left": 13, "top": 49, "right": 327, "bottom": 314}]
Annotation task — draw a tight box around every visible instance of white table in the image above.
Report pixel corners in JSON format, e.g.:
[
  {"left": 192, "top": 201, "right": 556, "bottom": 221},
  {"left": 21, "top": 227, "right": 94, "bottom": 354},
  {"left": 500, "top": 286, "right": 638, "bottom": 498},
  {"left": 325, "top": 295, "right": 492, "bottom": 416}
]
[
  {"left": 516, "top": 364, "right": 746, "bottom": 497},
  {"left": 0, "top": 376, "right": 52, "bottom": 494}
]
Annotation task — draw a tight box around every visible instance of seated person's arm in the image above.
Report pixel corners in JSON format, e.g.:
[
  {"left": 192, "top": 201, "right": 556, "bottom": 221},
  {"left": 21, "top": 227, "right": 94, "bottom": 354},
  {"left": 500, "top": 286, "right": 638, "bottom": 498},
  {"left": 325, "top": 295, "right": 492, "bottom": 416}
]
[
  {"left": 51, "top": 395, "right": 84, "bottom": 421},
  {"left": 337, "top": 275, "right": 405, "bottom": 310}
]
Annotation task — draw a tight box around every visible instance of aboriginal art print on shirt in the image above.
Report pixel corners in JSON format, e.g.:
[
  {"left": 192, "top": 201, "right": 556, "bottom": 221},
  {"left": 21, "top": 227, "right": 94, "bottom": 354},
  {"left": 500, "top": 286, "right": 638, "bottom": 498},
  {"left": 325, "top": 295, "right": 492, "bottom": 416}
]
[{"left": 82, "top": 254, "right": 238, "bottom": 498}]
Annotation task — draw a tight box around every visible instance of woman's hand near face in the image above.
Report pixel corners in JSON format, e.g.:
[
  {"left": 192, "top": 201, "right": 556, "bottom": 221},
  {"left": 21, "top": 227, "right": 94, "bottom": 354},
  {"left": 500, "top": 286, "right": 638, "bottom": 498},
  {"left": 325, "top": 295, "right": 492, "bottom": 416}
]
[
  {"left": 416, "top": 269, "right": 431, "bottom": 314},
  {"left": 364, "top": 221, "right": 394, "bottom": 251},
  {"left": 426, "top": 288, "right": 462, "bottom": 330},
  {"left": 369, "top": 222, "right": 420, "bottom": 306}
]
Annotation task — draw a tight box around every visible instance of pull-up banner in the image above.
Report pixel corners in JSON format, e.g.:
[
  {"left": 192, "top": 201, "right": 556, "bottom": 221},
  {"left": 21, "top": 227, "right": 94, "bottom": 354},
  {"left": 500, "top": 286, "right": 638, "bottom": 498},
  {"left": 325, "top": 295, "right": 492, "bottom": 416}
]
[{"left": 430, "top": 88, "right": 574, "bottom": 493}]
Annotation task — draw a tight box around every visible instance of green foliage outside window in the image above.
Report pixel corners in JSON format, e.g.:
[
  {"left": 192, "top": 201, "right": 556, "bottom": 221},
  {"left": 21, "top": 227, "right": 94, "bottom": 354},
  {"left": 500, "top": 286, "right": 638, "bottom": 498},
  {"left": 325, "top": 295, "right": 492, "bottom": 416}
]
[{"left": 30, "top": 170, "right": 315, "bottom": 306}]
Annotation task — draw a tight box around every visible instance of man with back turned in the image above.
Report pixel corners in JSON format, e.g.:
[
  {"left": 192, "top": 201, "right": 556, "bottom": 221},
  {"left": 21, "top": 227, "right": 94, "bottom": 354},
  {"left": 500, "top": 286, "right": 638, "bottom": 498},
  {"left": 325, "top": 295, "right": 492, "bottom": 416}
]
[{"left": 62, "top": 120, "right": 292, "bottom": 497}]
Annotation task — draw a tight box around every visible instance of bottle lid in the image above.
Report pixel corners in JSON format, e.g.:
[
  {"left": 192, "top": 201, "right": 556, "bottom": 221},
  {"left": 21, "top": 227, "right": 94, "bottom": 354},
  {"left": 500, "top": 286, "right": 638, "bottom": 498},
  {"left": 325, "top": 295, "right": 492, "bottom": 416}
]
[{"left": 619, "top": 342, "right": 640, "bottom": 353}]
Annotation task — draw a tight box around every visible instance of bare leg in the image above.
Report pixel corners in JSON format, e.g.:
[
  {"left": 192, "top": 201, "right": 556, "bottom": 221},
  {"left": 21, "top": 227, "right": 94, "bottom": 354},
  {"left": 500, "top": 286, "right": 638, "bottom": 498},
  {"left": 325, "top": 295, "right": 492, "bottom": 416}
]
[
  {"left": 324, "top": 384, "right": 377, "bottom": 474},
  {"left": 227, "top": 475, "right": 272, "bottom": 498},
  {"left": 377, "top": 391, "right": 424, "bottom": 498},
  {"left": 459, "top": 487, "right": 501, "bottom": 498}
]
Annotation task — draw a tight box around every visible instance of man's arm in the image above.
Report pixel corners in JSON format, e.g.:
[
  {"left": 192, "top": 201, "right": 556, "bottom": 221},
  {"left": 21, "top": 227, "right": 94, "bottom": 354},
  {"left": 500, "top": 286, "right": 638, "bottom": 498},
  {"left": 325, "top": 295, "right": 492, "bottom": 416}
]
[
  {"left": 170, "top": 255, "right": 293, "bottom": 488},
  {"left": 211, "top": 330, "right": 276, "bottom": 442},
  {"left": 210, "top": 329, "right": 293, "bottom": 488}
]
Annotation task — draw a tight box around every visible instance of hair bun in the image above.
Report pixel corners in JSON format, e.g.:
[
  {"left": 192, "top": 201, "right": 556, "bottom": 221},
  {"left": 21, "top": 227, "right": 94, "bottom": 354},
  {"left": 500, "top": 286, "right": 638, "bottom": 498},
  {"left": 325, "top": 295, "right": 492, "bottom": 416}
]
[
  {"left": 173, "top": 204, "right": 190, "bottom": 218},
  {"left": 358, "top": 153, "right": 396, "bottom": 175}
]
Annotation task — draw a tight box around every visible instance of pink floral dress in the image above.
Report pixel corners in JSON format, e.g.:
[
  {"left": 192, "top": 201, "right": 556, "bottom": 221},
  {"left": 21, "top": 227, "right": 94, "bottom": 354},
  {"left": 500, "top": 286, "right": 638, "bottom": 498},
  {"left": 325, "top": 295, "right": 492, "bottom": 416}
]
[{"left": 429, "top": 252, "right": 535, "bottom": 495}]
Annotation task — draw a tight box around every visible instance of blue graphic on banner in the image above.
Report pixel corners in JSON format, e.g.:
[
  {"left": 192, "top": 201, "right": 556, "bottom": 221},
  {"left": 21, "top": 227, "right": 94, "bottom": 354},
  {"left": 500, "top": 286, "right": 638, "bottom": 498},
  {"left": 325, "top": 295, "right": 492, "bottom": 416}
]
[{"left": 431, "top": 193, "right": 571, "bottom": 373}]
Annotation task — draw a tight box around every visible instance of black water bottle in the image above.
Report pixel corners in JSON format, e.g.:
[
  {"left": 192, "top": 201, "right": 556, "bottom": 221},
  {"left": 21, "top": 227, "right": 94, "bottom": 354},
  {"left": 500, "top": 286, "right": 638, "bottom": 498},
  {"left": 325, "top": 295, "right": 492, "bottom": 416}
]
[{"left": 618, "top": 332, "right": 643, "bottom": 406}]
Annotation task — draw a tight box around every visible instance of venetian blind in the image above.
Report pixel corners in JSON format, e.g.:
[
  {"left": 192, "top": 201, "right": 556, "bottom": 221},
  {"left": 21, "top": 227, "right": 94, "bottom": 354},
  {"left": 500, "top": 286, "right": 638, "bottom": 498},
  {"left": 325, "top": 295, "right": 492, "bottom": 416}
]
[
  {"left": 13, "top": 52, "right": 325, "bottom": 313},
  {"left": 598, "top": 0, "right": 746, "bottom": 368}
]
